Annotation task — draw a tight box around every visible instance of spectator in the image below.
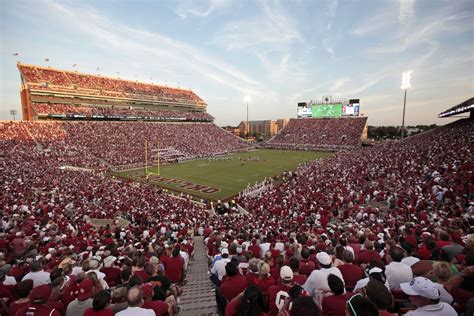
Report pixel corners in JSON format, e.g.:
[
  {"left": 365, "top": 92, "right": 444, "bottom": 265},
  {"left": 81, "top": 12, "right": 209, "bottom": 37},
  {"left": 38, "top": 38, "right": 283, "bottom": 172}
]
[
  {"left": 8, "top": 280, "right": 33, "bottom": 316},
  {"left": 385, "top": 247, "right": 413, "bottom": 290},
  {"left": 84, "top": 290, "right": 114, "bottom": 316},
  {"left": 304, "top": 252, "right": 344, "bottom": 307},
  {"left": 321, "top": 273, "right": 354, "bottom": 316},
  {"left": 21, "top": 261, "right": 51, "bottom": 288},
  {"left": 401, "top": 277, "right": 457, "bottom": 315},
  {"left": 65, "top": 279, "right": 94, "bottom": 316},
  {"left": 268, "top": 266, "right": 294, "bottom": 316},
  {"left": 116, "top": 286, "right": 155, "bottom": 316},
  {"left": 346, "top": 293, "right": 378, "bottom": 316},
  {"left": 337, "top": 250, "right": 364, "bottom": 291},
  {"left": 225, "top": 284, "right": 267, "bottom": 316},
  {"left": 364, "top": 279, "right": 395, "bottom": 316}
]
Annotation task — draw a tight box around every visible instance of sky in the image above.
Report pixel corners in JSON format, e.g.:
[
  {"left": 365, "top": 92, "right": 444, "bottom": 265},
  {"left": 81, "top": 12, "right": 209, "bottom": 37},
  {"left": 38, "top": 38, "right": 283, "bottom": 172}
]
[{"left": 0, "top": 0, "right": 472, "bottom": 127}]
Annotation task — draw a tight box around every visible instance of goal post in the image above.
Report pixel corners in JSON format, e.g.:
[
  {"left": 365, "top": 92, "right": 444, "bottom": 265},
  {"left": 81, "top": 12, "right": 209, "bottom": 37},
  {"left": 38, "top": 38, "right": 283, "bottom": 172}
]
[{"left": 144, "top": 140, "right": 160, "bottom": 179}]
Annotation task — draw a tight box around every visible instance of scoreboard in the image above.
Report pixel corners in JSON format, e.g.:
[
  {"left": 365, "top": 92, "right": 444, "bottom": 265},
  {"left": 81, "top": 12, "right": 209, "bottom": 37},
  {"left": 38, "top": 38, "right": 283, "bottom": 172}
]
[{"left": 297, "top": 98, "right": 360, "bottom": 118}]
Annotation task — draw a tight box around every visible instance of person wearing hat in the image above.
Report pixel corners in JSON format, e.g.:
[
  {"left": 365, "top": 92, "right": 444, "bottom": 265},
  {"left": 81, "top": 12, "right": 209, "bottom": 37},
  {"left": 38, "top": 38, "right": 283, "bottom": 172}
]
[
  {"left": 303, "top": 251, "right": 344, "bottom": 308},
  {"left": 65, "top": 279, "right": 94, "bottom": 316},
  {"left": 210, "top": 247, "right": 231, "bottom": 286},
  {"left": 15, "top": 284, "right": 61, "bottom": 316},
  {"left": 267, "top": 265, "right": 294, "bottom": 316},
  {"left": 401, "top": 277, "right": 456, "bottom": 315}
]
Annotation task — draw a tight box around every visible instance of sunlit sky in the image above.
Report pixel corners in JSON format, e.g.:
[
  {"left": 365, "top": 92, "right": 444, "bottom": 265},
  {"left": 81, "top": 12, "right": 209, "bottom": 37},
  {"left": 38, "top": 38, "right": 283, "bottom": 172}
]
[{"left": 1, "top": 0, "right": 472, "bottom": 126}]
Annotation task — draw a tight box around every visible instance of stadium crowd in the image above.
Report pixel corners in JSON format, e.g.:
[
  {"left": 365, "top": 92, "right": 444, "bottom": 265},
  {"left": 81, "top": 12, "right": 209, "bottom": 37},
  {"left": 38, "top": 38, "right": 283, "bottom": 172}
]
[
  {"left": 31, "top": 103, "right": 213, "bottom": 122},
  {"left": 19, "top": 65, "right": 204, "bottom": 105},
  {"left": 20, "top": 121, "right": 250, "bottom": 168},
  {"left": 267, "top": 117, "right": 367, "bottom": 150},
  {"left": 0, "top": 117, "right": 472, "bottom": 315}
]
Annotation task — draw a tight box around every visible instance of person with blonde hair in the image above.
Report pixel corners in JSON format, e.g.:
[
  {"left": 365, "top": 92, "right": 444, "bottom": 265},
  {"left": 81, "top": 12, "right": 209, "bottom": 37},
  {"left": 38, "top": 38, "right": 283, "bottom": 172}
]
[{"left": 431, "top": 262, "right": 454, "bottom": 304}]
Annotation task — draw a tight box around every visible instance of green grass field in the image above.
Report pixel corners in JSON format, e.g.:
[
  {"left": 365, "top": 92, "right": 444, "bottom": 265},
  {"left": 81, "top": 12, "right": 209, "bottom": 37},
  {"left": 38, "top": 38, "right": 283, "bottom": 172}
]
[{"left": 116, "top": 149, "right": 332, "bottom": 200}]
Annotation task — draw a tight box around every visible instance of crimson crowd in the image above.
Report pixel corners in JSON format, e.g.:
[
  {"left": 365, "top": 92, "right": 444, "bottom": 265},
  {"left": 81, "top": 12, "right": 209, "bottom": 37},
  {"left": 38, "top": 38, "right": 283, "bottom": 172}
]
[
  {"left": 31, "top": 103, "right": 213, "bottom": 122},
  {"left": 0, "top": 118, "right": 473, "bottom": 315},
  {"left": 267, "top": 117, "right": 367, "bottom": 150},
  {"left": 19, "top": 121, "right": 250, "bottom": 168},
  {"left": 19, "top": 64, "right": 204, "bottom": 105}
]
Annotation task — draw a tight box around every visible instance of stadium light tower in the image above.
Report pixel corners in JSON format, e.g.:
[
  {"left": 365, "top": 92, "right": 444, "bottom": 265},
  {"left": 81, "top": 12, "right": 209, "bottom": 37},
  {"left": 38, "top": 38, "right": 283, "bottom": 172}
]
[
  {"left": 244, "top": 96, "right": 251, "bottom": 138},
  {"left": 400, "top": 70, "right": 412, "bottom": 138}
]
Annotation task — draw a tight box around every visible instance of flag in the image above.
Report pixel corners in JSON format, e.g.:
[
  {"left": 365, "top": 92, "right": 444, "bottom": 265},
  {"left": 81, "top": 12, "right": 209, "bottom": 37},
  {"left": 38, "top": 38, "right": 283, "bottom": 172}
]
[
  {"left": 45, "top": 58, "right": 49, "bottom": 62},
  {"left": 72, "top": 64, "right": 76, "bottom": 67},
  {"left": 12, "top": 53, "right": 19, "bottom": 56}
]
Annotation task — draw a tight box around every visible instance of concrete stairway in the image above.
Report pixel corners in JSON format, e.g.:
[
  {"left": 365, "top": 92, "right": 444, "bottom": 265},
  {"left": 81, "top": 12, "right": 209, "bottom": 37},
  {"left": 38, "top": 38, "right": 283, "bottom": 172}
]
[{"left": 179, "top": 236, "right": 218, "bottom": 316}]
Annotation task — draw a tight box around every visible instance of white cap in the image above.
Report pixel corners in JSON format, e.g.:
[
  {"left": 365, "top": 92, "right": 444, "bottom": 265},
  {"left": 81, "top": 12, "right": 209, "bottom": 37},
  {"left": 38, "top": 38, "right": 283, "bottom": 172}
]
[
  {"left": 221, "top": 248, "right": 229, "bottom": 255},
  {"left": 280, "top": 266, "right": 293, "bottom": 281},
  {"left": 401, "top": 277, "right": 440, "bottom": 300},
  {"left": 316, "top": 252, "right": 332, "bottom": 266}
]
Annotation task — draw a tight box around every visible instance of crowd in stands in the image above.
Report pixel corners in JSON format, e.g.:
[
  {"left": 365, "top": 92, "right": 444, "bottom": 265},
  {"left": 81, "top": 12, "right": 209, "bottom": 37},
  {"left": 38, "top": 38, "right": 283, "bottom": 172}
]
[
  {"left": 0, "top": 117, "right": 472, "bottom": 315},
  {"left": 19, "top": 121, "right": 250, "bottom": 168},
  {"left": 266, "top": 117, "right": 367, "bottom": 150},
  {"left": 19, "top": 64, "right": 204, "bottom": 105},
  {"left": 31, "top": 103, "right": 214, "bottom": 121}
]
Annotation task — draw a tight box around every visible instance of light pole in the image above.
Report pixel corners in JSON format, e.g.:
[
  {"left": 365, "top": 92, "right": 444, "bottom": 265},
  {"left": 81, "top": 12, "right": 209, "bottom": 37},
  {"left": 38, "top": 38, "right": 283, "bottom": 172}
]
[
  {"left": 400, "top": 70, "right": 412, "bottom": 138},
  {"left": 10, "top": 109, "right": 17, "bottom": 121},
  {"left": 244, "top": 96, "right": 251, "bottom": 138}
]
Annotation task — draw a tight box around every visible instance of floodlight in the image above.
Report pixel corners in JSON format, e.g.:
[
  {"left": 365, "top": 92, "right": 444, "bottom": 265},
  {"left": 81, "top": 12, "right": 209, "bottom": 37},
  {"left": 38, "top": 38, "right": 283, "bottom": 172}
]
[
  {"left": 401, "top": 70, "right": 412, "bottom": 90},
  {"left": 244, "top": 96, "right": 252, "bottom": 103}
]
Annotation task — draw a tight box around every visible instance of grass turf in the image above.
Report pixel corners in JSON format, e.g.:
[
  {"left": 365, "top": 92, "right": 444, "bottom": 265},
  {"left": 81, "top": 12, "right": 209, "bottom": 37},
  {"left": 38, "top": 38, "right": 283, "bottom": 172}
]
[{"left": 115, "top": 149, "right": 332, "bottom": 201}]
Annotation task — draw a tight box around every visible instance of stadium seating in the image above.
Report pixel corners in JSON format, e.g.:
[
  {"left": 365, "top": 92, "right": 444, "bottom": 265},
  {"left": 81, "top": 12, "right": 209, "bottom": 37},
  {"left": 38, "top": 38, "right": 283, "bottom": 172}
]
[
  {"left": 0, "top": 118, "right": 472, "bottom": 316},
  {"left": 266, "top": 117, "right": 367, "bottom": 150},
  {"left": 31, "top": 103, "right": 214, "bottom": 121},
  {"left": 19, "top": 64, "right": 204, "bottom": 105},
  {"left": 17, "top": 121, "right": 250, "bottom": 168}
]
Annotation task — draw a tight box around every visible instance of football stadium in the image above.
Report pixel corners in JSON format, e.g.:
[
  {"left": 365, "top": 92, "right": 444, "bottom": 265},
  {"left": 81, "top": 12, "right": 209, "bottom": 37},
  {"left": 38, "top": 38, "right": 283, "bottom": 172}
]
[{"left": 1, "top": 1, "right": 473, "bottom": 316}]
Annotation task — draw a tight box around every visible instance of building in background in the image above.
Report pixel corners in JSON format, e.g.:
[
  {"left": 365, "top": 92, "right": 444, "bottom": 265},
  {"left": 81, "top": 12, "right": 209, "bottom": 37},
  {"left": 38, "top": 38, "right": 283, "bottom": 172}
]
[{"left": 238, "top": 119, "right": 289, "bottom": 139}]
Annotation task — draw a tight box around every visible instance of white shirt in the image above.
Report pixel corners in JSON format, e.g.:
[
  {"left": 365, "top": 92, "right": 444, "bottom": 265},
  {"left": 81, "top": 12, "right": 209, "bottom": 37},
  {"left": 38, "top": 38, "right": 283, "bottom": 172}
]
[
  {"left": 405, "top": 302, "right": 457, "bottom": 316},
  {"left": 435, "top": 283, "right": 453, "bottom": 304},
  {"left": 260, "top": 242, "right": 271, "bottom": 256},
  {"left": 3, "top": 275, "right": 17, "bottom": 286},
  {"left": 385, "top": 261, "right": 413, "bottom": 290},
  {"left": 22, "top": 270, "right": 51, "bottom": 288},
  {"left": 210, "top": 258, "right": 231, "bottom": 281},
  {"left": 117, "top": 306, "right": 156, "bottom": 316},
  {"left": 303, "top": 267, "right": 344, "bottom": 307},
  {"left": 354, "top": 277, "right": 390, "bottom": 291}
]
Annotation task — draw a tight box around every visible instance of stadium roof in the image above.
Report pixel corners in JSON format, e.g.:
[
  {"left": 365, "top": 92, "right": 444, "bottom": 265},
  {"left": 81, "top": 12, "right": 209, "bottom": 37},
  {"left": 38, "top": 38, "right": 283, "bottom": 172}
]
[{"left": 438, "top": 97, "right": 474, "bottom": 118}]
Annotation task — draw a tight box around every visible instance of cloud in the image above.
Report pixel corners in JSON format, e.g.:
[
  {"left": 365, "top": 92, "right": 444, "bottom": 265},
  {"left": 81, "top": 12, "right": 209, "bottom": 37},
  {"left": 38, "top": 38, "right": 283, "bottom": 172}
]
[
  {"left": 352, "top": 11, "right": 397, "bottom": 36},
  {"left": 214, "top": 1, "right": 301, "bottom": 50},
  {"left": 366, "top": 10, "right": 473, "bottom": 54},
  {"left": 40, "top": 0, "right": 268, "bottom": 100},
  {"left": 399, "top": 0, "right": 416, "bottom": 26},
  {"left": 175, "top": 0, "right": 232, "bottom": 19}
]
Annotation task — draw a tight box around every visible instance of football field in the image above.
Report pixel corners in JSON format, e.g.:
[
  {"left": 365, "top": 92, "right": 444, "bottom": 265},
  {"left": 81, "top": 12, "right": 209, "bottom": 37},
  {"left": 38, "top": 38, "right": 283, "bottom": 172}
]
[{"left": 115, "top": 149, "right": 332, "bottom": 201}]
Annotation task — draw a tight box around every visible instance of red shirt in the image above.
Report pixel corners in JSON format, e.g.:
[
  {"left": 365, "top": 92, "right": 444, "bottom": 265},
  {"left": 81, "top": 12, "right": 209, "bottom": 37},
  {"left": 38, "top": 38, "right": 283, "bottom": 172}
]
[
  {"left": 143, "top": 300, "right": 169, "bottom": 316},
  {"left": 225, "top": 296, "right": 269, "bottom": 316},
  {"left": 15, "top": 304, "right": 61, "bottom": 316},
  {"left": 254, "top": 276, "right": 276, "bottom": 299},
  {"left": 322, "top": 292, "right": 354, "bottom": 316},
  {"left": 165, "top": 255, "right": 184, "bottom": 283},
  {"left": 248, "top": 244, "right": 261, "bottom": 258},
  {"left": 292, "top": 274, "right": 307, "bottom": 286},
  {"left": 133, "top": 269, "right": 150, "bottom": 283},
  {"left": 356, "top": 250, "right": 381, "bottom": 265},
  {"left": 337, "top": 264, "right": 364, "bottom": 290},
  {"left": 220, "top": 275, "right": 248, "bottom": 301},
  {"left": 9, "top": 301, "right": 30, "bottom": 316},
  {"left": 299, "top": 259, "right": 316, "bottom": 276},
  {"left": 267, "top": 284, "right": 292, "bottom": 316},
  {"left": 84, "top": 308, "right": 114, "bottom": 316},
  {"left": 100, "top": 267, "right": 121, "bottom": 287}
]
